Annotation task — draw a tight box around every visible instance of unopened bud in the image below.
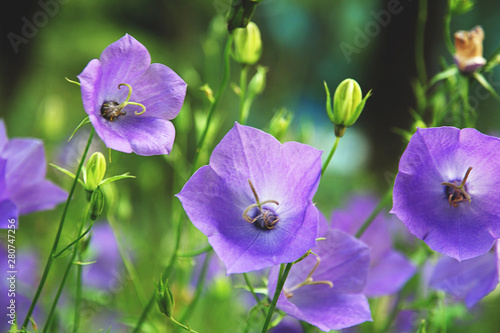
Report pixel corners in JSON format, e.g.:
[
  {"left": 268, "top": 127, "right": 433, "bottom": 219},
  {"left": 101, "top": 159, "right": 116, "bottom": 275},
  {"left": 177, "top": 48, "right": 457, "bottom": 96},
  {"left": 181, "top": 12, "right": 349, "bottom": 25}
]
[
  {"left": 247, "top": 66, "right": 267, "bottom": 98},
  {"left": 232, "top": 22, "right": 262, "bottom": 65},
  {"left": 269, "top": 108, "right": 293, "bottom": 141},
  {"left": 449, "top": 0, "right": 475, "bottom": 16},
  {"left": 85, "top": 152, "right": 106, "bottom": 192},
  {"left": 156, "top": 279, "right": 175, "bottom": 318},
  {"left": 89, "top": 187, "right": 105, "bottom": 221},
  {"left": 454, "top": 26, "right": 486, "bottom": 74},
  {"left": 326, "top": 79, "right": 371, "bottom": 137}
]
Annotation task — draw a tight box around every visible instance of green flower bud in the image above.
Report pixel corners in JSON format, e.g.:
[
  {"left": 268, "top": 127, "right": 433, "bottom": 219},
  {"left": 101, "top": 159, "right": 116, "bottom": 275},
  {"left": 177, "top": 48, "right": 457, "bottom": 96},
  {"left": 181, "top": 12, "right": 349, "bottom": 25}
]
[
  {"left": 449, "top": 0, "right": 475, "bottom": 15},
  {"left": 156, "top": 279, "right": 175, "bottom": 318},
  {"left": 247, "top": 65, "right": 267, "bottom": 98},
  {"left": 226, "top": 0, "right": 262, "bottom": 32},
  {"left": 89, "top": 187, "right": 105, "bottom": 221},
  {"left": 232, "top": 22, "right": 262, "bottom": 65},
  {"left": 269, "top": 108, "right": 293, "bottom": 142},
  {"left": 85, "top": 152, "right": 106, "bottom": 192},
  {"left": 325, "top": 79, "right": 371, "bottom": 137}
]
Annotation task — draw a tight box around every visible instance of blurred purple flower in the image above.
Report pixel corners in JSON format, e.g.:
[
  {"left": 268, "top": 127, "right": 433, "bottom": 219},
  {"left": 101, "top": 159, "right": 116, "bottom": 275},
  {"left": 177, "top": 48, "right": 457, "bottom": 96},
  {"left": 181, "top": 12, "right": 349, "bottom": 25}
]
[
  {"left": 268, "top": 229, "right": 372, "bottom": 331},
  {"left": 270, "top": 316, "right": 304, "bottom": 333},
  {"left": 78, "top": 34, "right": 187, "bottom": 156},
  {"left": 82, "top": 223, "right": 124, "bottom": 290},
  {"left": 0, "top": 120, "right": 66, "bottom": 227},
  {"left": 391, "top": 127, "right": 500, "bottom": 261},
  {"left": 429, "top": 245, "right": 499, "bottom": 308},
  {"left": 330, "top": 195, "right": 416, "bottom": 296},
  {"left": 177, "top": 123, "right": 322, "bottom": 274}
]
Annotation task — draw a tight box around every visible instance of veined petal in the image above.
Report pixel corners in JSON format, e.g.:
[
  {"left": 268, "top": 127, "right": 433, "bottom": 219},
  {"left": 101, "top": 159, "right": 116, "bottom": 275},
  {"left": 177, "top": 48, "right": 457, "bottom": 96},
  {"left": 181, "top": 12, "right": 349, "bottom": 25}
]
[
  {"left": 11, "top": 180, "right": 67, "bottom": 216},
  {"left": 1, "top": 139, "right": 46, "bottom": 188}
]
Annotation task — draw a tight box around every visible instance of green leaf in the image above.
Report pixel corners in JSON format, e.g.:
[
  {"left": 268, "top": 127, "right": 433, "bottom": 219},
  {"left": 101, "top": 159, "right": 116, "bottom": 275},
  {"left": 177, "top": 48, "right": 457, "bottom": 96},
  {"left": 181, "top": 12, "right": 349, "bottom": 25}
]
[
  {"left": 69, "top": 116, "right": 91, "bottom": 142},
  {"left": 99, "top": 173, "right": 135, "bottom": 187},
  {"left": 473, "top": 72, "right": 500, "bottom": 103},
  {"left": 50, "top": 163, "right": 85, "bottom": 187}
]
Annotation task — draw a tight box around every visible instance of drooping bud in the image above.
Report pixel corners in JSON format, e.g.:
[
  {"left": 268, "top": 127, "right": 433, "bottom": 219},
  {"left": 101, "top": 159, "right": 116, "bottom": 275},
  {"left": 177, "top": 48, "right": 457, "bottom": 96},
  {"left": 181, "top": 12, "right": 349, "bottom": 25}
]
[
  {"left": 89, "top": 187, "right": 105, "bottom": 221},
  {"left": 232, "top": 22, "right": 262, "bottom": 65},
  {"left": 156, "top": 279, "right": 175, "bottom": 318},
  {"left": 84, "top": 152, "right": 106, "bottom": 192},
  {"left": 269, "top": 108, "right": 293, "bottom": 142},
  {"left": 454, "top": 26, "right": 486, "bottom": 74},
  {"left": 325, "top": 79, "right": 371, "bottom": 137},
  {"left": 226, "top": 0, "right": 262, "bottom": 32}
]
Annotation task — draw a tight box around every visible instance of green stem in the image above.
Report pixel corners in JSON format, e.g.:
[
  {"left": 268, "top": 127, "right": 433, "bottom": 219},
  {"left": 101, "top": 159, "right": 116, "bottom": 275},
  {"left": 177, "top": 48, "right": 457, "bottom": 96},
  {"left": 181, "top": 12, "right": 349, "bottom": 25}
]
[
  {"left": 355, "top": 187, "right": 393, "bottom": 239},
  {"left": 177, "top": 245, "right": 212, "bottom": 257},
  {"left": 443, "top": 0, "right": 455, "bottom": 56},
  {"left": 107, "top": 215, "right": 147, "bottom": 307},
  {"left": 170, "top": 317, "right": 198, "bottom": 333},
  {"left": 261, "top": 263, "right": 293, "bottom": 333},
  {"left": 239, "top": 65, "right": 249, "bottom": 124},
  {"left": 460, "top": 75, "right": 472, "bottom": 127},
  {"left": 180, "top": 250, "right": 213, "bottom": 323},
  {"left": 191, "top": 33, "right": 234, "bottom": 171},
  {"left": 416, "top": 0, "right": 428, "bottom": 84},
  {"left": 22, "top": 128, "right": 94, "bottom": 330},
  {"left": 133, "top": 209, "right": 184, "bottom": 333},
  {"left": 73, "top": 252, "right": 83, "bottom": 333},
  {"left": 321, "top": 136, "right": 340, "bottom": 176},
  {"left": 53, "top": 219, "right": 95, "bottom": 258},
  {"left": 243, "top": 273, "right": 267, "bottom": 317},
  {"left": 43, "top": 204, "right": 89, "bottom": 332}
]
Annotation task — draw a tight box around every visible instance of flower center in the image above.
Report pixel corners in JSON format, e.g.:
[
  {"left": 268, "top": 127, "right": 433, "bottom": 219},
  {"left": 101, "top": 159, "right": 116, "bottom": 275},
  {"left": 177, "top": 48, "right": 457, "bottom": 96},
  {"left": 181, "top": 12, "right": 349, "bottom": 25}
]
[
  {"left": 283, "top": 255, "right": 333, "bottom": 299},
  {"left": 100, "top": 83, "right": 146, "bottom": 122},
  {"left": 441, "top": 166, "right": 473, "bottom": 207},
  {"left": 242, "top": 179, "right": 280, "bottom": 230}
]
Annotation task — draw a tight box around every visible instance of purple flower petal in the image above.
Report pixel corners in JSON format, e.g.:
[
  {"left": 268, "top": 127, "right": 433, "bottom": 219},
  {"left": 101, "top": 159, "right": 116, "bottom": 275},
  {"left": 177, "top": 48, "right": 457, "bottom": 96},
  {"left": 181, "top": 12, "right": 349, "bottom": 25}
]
[
  {"left": 0, "top": 120, "right": 7, "bottom": 150},
  {"left": 429, "top": 247, "right": 499, "bottom": 308},
  {"left": 10, "top": 180, "right": 67, "bottom": 216},
  {"left": 1, "top": 139, "right": 46, "bottom": 188},
  {"left": 268, "top": 230, "right": 372, "bottom": 331},
  {"left": 391, "top": 127, "right": 500, "bottom": 260},
  {"left": 178, "top": 123, "right": 322, "bottom": 274},
  {"left": 77, "top": 34, "right": 187, "bottom": 156}
]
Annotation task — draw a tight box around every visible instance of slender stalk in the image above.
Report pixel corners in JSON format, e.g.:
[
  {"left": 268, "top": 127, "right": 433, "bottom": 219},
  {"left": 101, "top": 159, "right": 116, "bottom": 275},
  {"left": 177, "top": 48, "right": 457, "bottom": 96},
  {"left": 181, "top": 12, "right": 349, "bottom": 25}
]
[
  {"left": 43, "top": 204, "right": 89, "bottom": 332},
  {"left": 180, "top": 250, "right": 213, "bottom": 323},
  {"left": 73, "top": 253, "right": 83, "bottom": 333},
  {"left": 460, "top": 75, "right": 472, "bottom": 127},
  {"left": 355, "top": 187, "right": 393, "bottom": 238},
  {"left": 321, "top": 136, "right": 340, "bottom": 176},
  {"left": 415, "top": 0, "right": 428, "bottom": 84},
  {"left": 261, "top": 263, "right": 293, "bottom": 333},
  {"left": 239, "top": 65, "right": 249, "bottom": 124},
  {"left": 133, "top": 209, "right": 183, "bottom": 333},
  {"left": 22, "top": 128, "right": 94, "bottom": 330},
  {"left": 243, "top": 273, "right": 267, "bottom": 317},
  {"left": 107, "top": 215, "right": 147, "bottom": 307},
  {"left": 191, "top": 33, "right": 234, "bottom": 171},
  {"left": 177, "top": 245, "right": 212, "bottom": 257},
  {"left": 443, "top": 0, "right": 455, "bottom": 56}
]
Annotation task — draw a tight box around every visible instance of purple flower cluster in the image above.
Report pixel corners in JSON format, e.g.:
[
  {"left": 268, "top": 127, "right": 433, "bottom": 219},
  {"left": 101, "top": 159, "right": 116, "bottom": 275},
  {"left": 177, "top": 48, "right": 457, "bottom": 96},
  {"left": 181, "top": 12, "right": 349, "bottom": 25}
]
[{"left": 0, "top": 120, "right": 66, "bottom": 227}]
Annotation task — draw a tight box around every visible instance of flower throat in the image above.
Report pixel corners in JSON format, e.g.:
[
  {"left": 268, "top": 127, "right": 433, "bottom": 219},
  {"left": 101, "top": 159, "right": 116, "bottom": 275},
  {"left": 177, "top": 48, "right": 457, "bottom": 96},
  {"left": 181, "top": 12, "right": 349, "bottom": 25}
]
[{"left": 441, "top": 167, "right": 473, "bottom": 207}]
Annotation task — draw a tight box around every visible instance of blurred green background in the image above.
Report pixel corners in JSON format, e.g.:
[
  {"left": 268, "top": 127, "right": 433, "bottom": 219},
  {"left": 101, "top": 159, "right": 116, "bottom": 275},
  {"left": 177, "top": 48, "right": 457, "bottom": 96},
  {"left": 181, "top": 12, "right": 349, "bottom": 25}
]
[{"left": 2, "top": 0, "right": 500, "bottom": 332}]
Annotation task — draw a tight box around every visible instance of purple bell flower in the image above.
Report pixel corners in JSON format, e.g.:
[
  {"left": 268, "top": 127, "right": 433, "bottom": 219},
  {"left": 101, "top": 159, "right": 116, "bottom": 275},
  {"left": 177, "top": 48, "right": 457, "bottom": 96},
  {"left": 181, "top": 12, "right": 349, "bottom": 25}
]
[
  {"left": 78, "top": 34, "right": 187, "bottom": 156},
  {"left": 0, "top": 120, "right": 66, "bottom": 227},
  {"left": 330, "top": 195, "right": 416, "bottom": 296},
  {"left": 391, "top": 127, "right": 500, "bottom": 260},
  {"left": 267, "top": 229, "right": 372, "bottom": 331},
  {"left": 177, "top": 123, "right": 322, "bottom": 274}
]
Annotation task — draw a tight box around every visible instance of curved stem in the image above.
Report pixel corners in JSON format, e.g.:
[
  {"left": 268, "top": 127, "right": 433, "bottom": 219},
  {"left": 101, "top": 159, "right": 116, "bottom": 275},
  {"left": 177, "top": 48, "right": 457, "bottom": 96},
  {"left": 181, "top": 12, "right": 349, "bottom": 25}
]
[
  {"left": 133, "top": 209, "right": 184, "bottom": 333},
  {"left": 108, "top": 215, "right": 147, "bottom": 307},
  {"left": 53, "top": 219, "right": 95, "bottom": 258},
  {"left": 321, "top": 136, "right": 340, "bottom": 176},
  {"left": 191, "top": 33, "right": 234, "bottom": 172},
  {"left": 243, "top": 273, "right": 267, "bottom": 317},
  {"left": 22, "top": 128, "right": 94, "bottom": 330},
  {"left": 180, "top": 250, "right": 213, "bottom": 323},
  {"left": 261, "top": 263, "right": 293, "bottom": 332},
  {"left": 43, "top": 203, "right": 90, "bottom": 332},
  {"left": 177, "top": 245, "right": 212, "bottom": 258},
  {"left": 73, "top": 252, "right": 83, "bottom": 333},
  {"left": 355, "top": 187, "right": 393, "bottom": 238}
]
